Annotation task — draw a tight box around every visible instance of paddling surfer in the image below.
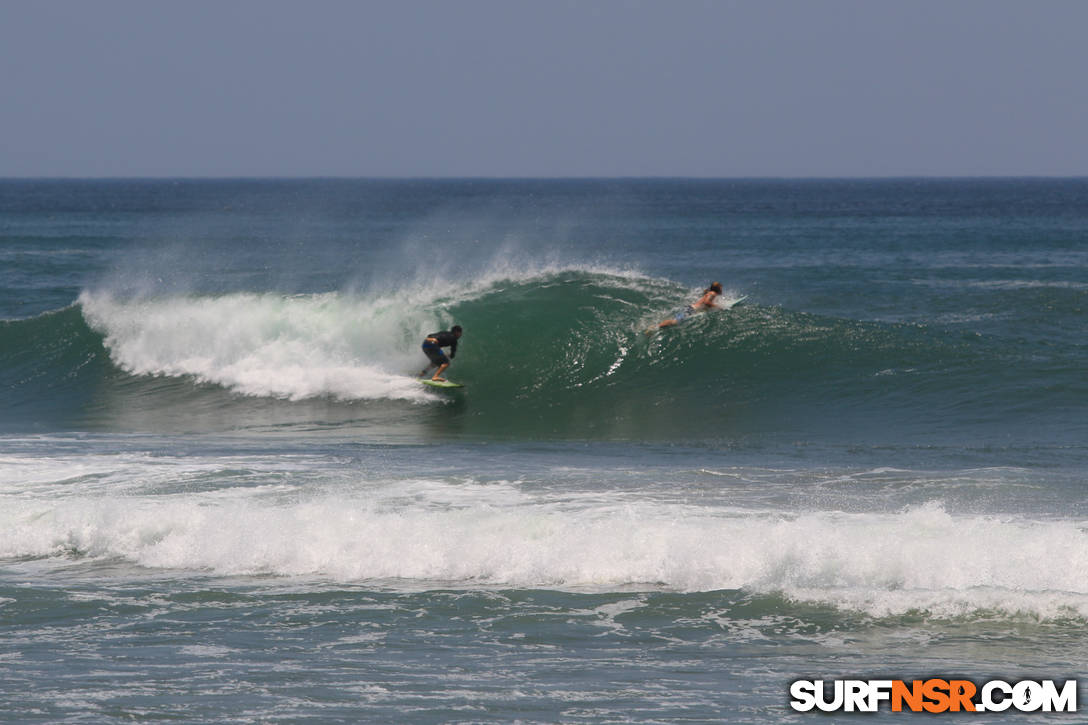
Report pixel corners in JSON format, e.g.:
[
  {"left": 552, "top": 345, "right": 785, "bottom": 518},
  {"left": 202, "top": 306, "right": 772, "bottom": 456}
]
[{"left": 653, "top": 282, "right": 724, "bottom": 330}]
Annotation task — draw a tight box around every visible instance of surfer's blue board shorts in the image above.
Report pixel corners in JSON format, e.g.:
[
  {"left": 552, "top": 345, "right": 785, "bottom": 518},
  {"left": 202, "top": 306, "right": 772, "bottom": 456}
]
[
  {"left": 422, "top": 342, "right": 449, "bottom": 365},
  {"left": 673, "top": 305, "right": 695, "bottom": 323}
]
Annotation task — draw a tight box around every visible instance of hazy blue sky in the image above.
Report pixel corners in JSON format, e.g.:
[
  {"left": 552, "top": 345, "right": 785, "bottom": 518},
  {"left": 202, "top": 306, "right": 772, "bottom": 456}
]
[{"left": 3, "top": 0, "right": 1086, "bottom": 177}]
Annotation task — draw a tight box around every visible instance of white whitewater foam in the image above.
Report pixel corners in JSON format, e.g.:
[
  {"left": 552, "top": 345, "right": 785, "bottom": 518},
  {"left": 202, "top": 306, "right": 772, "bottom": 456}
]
[
  {"left": 4, "top": 462, "right": 1088, "bottom": 620},
  {"left": 80, "top": 290, "right": 436, "bottom": 402}
]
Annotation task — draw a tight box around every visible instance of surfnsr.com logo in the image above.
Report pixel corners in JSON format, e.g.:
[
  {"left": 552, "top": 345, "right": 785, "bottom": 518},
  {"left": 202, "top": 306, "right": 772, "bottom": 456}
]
[{"left": 789, "top": 679, "right": 1078, "bottom": 713}]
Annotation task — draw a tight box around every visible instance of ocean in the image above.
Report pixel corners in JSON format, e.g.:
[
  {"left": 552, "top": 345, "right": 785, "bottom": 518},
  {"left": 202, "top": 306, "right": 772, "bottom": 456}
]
[{"left": 1, "top": 178, "right": 1086, "bottom": 722}]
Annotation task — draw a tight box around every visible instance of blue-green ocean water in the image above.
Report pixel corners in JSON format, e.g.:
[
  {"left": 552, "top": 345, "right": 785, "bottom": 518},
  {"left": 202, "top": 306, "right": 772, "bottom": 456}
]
[{"left": 2, "top": 179, "right": 1086, "bottom": 722}]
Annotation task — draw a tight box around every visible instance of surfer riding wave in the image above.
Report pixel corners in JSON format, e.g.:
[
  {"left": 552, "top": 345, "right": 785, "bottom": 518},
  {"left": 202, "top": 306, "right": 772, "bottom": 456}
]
[{"left": 419, "top": 325, "right": 463, "bottom": 382}]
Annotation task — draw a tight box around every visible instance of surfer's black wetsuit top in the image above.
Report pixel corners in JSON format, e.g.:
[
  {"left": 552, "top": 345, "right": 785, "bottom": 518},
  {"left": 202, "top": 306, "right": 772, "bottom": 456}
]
[{"left": 424, "top": 331, "right": 458, "bottom": 358}]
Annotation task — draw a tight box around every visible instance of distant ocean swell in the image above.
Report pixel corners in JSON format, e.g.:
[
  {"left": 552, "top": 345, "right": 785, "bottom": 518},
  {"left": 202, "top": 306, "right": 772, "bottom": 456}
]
[{"left": 1, "top": 267, "right": 1077, "bottom": 438}]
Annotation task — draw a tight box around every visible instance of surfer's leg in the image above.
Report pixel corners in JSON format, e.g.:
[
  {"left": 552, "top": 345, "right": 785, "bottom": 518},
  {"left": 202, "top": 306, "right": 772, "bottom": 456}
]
[
  {"left": 431, "top": 362, "right": 449, "bottom": 381},
  {"left": 657, "top": 307, "right": 689, "bottom": 329},
  {"left": 421, "top": 344, "right": 444, "bottom": 377}
]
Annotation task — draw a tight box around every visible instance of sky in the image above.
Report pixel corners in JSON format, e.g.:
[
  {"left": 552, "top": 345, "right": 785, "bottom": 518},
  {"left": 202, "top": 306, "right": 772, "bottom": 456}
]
[{"left": 2, "top": 0, "right": 1087, "bottom": 177}]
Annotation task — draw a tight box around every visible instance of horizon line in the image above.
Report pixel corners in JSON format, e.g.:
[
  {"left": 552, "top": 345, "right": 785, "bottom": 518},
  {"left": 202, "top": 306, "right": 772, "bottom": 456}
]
[{"left": 3, "top": 174, "right": 1087, "bottom": 182}]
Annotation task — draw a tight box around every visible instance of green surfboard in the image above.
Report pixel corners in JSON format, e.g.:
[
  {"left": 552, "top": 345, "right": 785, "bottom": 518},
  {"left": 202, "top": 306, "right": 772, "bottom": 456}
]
[{"left": 421, "top": 379, "right": 464, "bottom": 389}]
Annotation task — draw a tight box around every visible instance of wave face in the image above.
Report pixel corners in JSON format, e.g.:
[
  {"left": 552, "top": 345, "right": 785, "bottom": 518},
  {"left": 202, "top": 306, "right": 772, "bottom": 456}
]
[{"left": 4, "top": 266, "right": 1080, "bottom": 446}]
